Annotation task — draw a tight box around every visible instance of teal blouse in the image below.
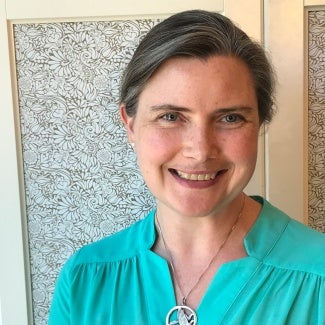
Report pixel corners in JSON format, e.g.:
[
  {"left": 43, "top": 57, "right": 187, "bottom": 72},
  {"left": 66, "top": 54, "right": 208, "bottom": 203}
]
[{"left": 49, "top": 197, "right": 325, "bottom": 324}]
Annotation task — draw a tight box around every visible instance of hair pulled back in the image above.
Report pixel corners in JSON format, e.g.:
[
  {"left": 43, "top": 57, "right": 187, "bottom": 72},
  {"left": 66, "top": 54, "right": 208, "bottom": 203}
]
[{"left": 120, "top": 10, "right": 275, "bottom": 123}]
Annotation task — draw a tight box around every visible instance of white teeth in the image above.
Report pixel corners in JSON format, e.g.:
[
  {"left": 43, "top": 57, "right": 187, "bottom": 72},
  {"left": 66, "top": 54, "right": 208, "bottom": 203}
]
[{"left": 177, "top": 170, "right": 217, "bottom": 181}]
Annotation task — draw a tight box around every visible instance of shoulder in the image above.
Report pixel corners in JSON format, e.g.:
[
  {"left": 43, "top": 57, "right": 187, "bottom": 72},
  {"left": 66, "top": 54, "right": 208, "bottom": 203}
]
[
  {"left": 260, "top": 199, "right": 325, "bottom": 275},
  {"left": 280, "top": 217, "right": 325, "bottom": 263},
  {"left": 67, "top": 210, "right": 156, "bottom": 267}
]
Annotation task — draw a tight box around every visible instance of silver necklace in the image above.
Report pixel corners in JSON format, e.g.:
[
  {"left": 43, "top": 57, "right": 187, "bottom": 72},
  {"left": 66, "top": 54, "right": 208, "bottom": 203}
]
[{"left": 156, "top": 195, "right": 245, "bottom": 325}]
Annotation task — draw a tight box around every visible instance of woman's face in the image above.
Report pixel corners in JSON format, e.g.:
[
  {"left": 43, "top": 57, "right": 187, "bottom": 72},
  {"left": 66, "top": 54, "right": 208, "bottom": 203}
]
[{"left": 121, "top": 55, "right": 260, "bottom": 218}]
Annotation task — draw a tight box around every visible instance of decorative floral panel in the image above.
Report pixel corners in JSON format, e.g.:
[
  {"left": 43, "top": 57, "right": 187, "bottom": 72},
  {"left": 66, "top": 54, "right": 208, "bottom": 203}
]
[
  {"left": 308, "top": 10, "right": 325, "bottom": 233},
  {"left": 13, "top": 19, "right": 159, "bottom": 325}
]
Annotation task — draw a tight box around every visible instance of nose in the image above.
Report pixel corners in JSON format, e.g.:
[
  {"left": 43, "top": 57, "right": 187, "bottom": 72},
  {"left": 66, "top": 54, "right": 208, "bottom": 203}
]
[{"left": 182, "top": 123, "right": 219, "bottom": 162}]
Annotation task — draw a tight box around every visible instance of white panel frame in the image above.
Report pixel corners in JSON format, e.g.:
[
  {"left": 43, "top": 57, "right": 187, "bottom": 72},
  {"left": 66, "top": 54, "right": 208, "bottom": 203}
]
[
  {"left": 266, "top": 0, "right": 325, "bottom": 223},
  {"left": 305, "top": 0, "right": 325, "bottom": 5},
  {"left": 6, "top": 0, "right": 223, "bottom": 20},
  {"left": 266, "top": 0, "right": 305, "bottom": 221},
  {"left": 0, "top": 3, "right": 32, "bottom": 325},
  {"left": 1, "top": 1, "right": 262, "bottom": 324}
]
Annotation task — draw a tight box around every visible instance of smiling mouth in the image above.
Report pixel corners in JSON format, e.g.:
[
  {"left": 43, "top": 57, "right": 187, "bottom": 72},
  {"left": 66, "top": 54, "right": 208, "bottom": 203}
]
[{"left": 170, "top": 169, "right": 226, "bottom": 181}]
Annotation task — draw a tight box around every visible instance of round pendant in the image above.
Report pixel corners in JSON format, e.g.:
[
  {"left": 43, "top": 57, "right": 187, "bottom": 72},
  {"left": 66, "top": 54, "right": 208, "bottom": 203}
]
[{"left": 165, "top": 305, "right": 197, "bottom": 325}]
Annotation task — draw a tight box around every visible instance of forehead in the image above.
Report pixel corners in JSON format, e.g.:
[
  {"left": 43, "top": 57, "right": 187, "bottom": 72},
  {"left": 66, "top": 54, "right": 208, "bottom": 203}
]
[{"left": 138, "top": 55, "right": 257, "bottom": 109}]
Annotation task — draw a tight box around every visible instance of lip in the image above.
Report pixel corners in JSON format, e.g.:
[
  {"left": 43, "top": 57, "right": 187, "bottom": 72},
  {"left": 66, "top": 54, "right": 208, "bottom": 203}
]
[{"left": 169, "top": 168, "right": 227, "bottom": 188}]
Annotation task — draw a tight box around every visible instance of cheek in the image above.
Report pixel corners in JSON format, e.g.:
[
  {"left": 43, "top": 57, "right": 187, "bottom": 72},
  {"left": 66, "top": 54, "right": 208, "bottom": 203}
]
[
  {"left": 223, "top": 130, "right": 259, "bottom": 163},
  {"left": 135, "top": 129, "right": 179, "bottom": 165},
  {"left": 134, "top": 130, "right": 179, "bottom": 190}
]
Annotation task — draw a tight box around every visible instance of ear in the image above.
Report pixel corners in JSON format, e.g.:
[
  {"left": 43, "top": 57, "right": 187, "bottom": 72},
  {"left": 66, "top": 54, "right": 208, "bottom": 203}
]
[{"left": 120, "top": 103, "right": 136, "bottom": 144}]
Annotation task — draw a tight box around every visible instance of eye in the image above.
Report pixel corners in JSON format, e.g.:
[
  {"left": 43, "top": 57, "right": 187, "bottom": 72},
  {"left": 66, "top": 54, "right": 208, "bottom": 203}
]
[
  {"left": 222, "top": 114, "right": 243, "bottom": 123},
  {"left": 161, "top": 112, "right": 179, "bottom": 121}
]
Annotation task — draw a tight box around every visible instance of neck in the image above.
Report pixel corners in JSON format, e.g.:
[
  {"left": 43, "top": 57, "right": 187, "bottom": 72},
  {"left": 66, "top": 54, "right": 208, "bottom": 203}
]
[{"left": 155, "top": 194, "right": 246, "bottom": 253}]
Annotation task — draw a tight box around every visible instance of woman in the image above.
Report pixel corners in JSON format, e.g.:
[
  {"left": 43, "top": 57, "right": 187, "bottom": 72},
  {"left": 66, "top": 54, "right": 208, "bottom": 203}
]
[{"left": 49, "top": 10, "right": 325, "bottom": 325}]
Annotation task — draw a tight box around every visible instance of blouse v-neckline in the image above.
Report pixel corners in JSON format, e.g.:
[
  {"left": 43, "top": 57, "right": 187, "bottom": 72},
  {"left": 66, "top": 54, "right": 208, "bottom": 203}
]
[{"left": 141, "top": 196, "right": 290, "bottom": 323}]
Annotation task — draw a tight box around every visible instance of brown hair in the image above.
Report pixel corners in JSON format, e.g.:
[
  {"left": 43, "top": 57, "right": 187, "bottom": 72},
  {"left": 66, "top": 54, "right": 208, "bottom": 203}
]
[{"left": 120, "top": 9, "right": 275, "bottom": 123}]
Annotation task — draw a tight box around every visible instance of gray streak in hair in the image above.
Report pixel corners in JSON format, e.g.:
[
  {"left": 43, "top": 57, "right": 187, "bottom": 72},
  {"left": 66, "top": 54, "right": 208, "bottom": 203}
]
[{"left": 120, "top": 10, "right": 276, "bottom": 124}]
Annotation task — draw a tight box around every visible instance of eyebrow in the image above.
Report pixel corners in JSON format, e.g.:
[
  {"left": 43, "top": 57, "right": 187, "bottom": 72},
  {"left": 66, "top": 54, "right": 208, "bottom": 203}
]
[
  {"left": 150, "top": 104, "right": 255, "bottom": 114},
  {"left": 213, "top": 106, "right": 256, "bottom": 114},
  {"left": 150, "top": 104, "right": 191, "bottom": 113}
]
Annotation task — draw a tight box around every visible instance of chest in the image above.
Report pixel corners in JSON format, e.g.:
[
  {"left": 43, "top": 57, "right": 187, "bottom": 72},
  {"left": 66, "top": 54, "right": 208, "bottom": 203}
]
[{"left": 68, "top": 256, "right": 322, "bottom": 324}]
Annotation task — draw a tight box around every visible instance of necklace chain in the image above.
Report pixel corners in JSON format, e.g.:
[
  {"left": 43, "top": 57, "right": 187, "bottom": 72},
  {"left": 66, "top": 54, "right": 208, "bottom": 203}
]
[{"left": 156, "top": 194, "right": 246, "bottom": 306}]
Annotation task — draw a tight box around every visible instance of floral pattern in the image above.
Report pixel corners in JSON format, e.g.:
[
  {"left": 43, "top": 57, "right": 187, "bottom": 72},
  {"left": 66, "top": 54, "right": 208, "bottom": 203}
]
[
  {"left": 308, "top": 11, "right": 325, "bottom": 233},
  {"left": 14, "top": 19, "right": 159, "bottom": 325}
]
